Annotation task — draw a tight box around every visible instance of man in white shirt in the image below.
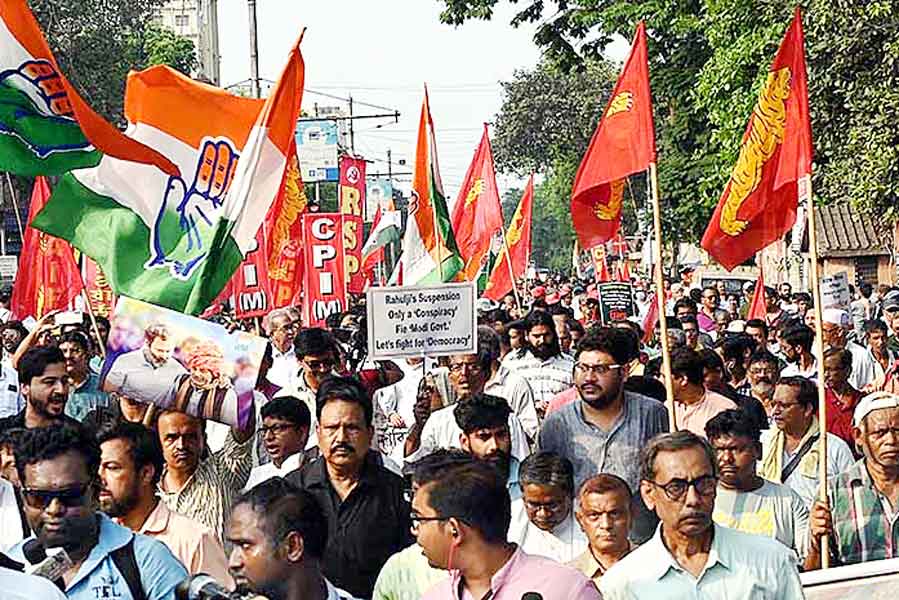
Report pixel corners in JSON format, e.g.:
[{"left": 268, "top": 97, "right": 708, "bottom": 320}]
[
  {"left": 478, "top": 326, "right": 539, "bottom": 443},
  {"left": 262, "top": 308, "right": 299, "bottom": 389},
  {"left": 0, "top": 351, "right": 21, "bottom": 420},
  {"left": 245, "top": 397, "right": 310, "bottom": 490},
  {"left": 0, "top": 477, "right": 24, "bottom": 551},
  {"left": 509, "top": 451, "right": 587, "bottom": 562},
  {"left": 0, "top": 564, "right": 67, "bottom": 600}
]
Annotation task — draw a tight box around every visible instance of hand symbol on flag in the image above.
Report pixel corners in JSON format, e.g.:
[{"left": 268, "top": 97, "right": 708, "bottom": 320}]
[
  {"left": 0, "top": 59, "right": 91, "bottom": 159},
  {"left": 147, "top": 139, "right": 239, "bottom": 280}
]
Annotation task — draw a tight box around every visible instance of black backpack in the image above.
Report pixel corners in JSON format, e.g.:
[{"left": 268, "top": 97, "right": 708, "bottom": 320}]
[{"left": 110, "top": 539, "right": 146, "bottom": 600}]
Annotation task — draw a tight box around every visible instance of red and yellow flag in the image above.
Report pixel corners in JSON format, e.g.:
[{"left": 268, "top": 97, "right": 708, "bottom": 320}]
[
  {"left": 571, "top": 21, "right": 655, "bottom": 249},
  {"left": 701, "top": 8, "right": 812, "bottom": 270},
  {"left": 484, "top": 176, "right": 533, "bottom": 301},
  {"left": 10, "top": 177, "right": 83, "bottom": 319},
  {"left": 451, "top": 124, "right": 504, "bottom": 281}
]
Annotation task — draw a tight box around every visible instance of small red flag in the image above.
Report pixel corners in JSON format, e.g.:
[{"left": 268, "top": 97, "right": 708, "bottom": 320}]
[
  {"left": 571, "top": 21, "right": 656, "bottom": 249},
  {"left": 451, "top": 124, "right": 504, "bottom": 281},
  {"left": 747, "top": 272, "right": 767, "bottom": 321},
  {"left": 701, "top": 8, "right": 813, "bottom": 270},
  {"left": 591, "top": 246, "right": 611, "bottom": 282},
  {"left": 617, "top": 260, "right": 632, "bottom": 282},
  {"left": 484, "top": 176, "right": 533, "bottom": 301},
  {"left": 642, "top": 293, "right": 659, "bottom": 344},
  {"left": 11, "top": 177, "right": 83, "bottom": 319}
]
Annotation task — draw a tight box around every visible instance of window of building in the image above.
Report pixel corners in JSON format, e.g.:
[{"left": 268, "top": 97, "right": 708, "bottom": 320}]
[
  {"left": 854, "top": 256, "right": 878, "bottom": 284},
  {"left": 175, "top": 14, "right": 189, "bottom": 27}
]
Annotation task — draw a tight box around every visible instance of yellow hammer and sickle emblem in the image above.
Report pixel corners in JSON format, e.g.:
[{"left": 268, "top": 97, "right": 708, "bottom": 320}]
[
  {"left": 593, "top": 179, "right": 626, "bottom": 220},
  {"left": 464, "top": 178, "right": 485, "bottom": 208},
  {"left": 719, "top": 68, "right": 792, "bottom": 236},
  {"left": 605, "top": 91, "right": 634, "bottom": 119},
  {"left": 507, "top": 208, "right": 524, "bottom": 246}
]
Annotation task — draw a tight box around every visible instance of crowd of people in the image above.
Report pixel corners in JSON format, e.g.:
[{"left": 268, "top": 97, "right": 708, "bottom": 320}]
[{"left": 0, "top": 270, "right": 898, "bottom": 600}]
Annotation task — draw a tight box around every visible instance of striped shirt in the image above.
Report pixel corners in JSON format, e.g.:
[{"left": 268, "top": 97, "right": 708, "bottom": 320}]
[
  {"left": 502, "top": 350, "right": 574, "bottom": 409},
  {"left": 157, "top": 431, "right": 253, "bottom": 542},
  {"left": 829, "top": 459, "right": 899, "bottom": 565}
]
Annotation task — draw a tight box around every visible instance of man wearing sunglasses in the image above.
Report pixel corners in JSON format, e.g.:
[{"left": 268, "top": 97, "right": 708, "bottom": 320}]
[
  {"left": 9, "top": 424, "right": 187, "bottom": 599},
  {"left": 599, "top": 431, "right": 804, "bottom": 599}
]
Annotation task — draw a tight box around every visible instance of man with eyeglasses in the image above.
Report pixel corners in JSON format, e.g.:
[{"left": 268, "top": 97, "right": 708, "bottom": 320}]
[
  {"left": 413, "top": 458, "right": 600, "bottom": 600},
  {"left": 9, "top": 425, "right": 187, "bottom": 599},
  {"left": 60, "top": 330, "right": 110, "bottom": 422},
  {"left": 97, "top": 422, "right": 231, "bottom": 585},
  {"left": 508, "top": 451, "right": 587, "bottom": 562},
  {"left": 745, "top": 350, "right": 781, "bottom": 422},
  {"left": 539, "top": 327, "right": 669, "bottom": 543},
  {"left": 262, "top": 308, "right": 300, "bottom": 388},
  {"left": 244, "top": 397, "right": 310, "bottom": 490},
  {"left": 599, "top": 430, "right": 804, "bottom": 598},
  {"left": 276, "top": 328, "right": 340, "bottom": 451},
  {"left": 404, "top": 345, "right": 530, "bottom": 463},
  {"left": 808, "top": 392, "right": 899, "bottom": 568},
  {"left": 696, "top": 286, "right": 718, "bottom": 334},
  {"left": 760, "top": 377, "right": 854, "bottom": 510},
  {"left": 704, "top": 409, "right": 811, "bottom": 566}
]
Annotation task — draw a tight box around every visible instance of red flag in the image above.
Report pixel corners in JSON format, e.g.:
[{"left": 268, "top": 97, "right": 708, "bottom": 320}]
[
  {"left": 302, "top": 213, "right": 347, "bottom": 327},
  {"left": 747, "top": 272, "right": 767, "bottom": 321},
  {"left": 11, "top": 177, "right": 83, "bottom": 319},
  {"left": 451, "top": 124, "right": 504, "bottom": 281},
  {"left": 571, "top": 21, "right": 655, "bottom": 249},
  {"left": 81, "top": 257, "right": 116, "bottom": 319},
  {"left": 642, "top": 293, "right": 659, "bottom": 344},
  {"left": 701, "top": 8, "right": 812, "bottom": 270},
  {"left": 484, "top": 176, "right": 533, "bottom": 301},
  {"left": 339, "top": 156, "right": 367, "bottom": 293},
  {"left": 617, "top": 260, "right": 631, "bottom": 282}
]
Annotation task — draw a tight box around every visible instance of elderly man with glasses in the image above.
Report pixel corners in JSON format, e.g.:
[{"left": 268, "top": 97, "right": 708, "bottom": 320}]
[{"left": 599, "top": 431, "right": 805, "bottom": 599}]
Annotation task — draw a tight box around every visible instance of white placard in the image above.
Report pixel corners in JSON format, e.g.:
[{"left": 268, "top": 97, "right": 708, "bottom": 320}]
[
  {"left": 0, "top": 256, "right": 17, "bottom": 280},
  {"left": 366, "top": 282, "right": 477, "bottom": 359},
  {"left": 820, "top": 271, "right": 850, "bottom": 309}
]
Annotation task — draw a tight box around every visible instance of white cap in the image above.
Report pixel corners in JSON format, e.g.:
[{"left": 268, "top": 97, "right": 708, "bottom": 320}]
[
  {"left": 821, "top": 308, "right": 849, "bottom": 328},
  {"left": 853, "top": 391, "right": 899, "bottom": 427},
  {"left": 727, "top": 320, "right": 746, "bottom": 333}
]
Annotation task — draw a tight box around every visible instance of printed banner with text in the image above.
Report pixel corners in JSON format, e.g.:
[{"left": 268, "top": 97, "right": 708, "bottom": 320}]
[
  {"left": 302, "top": 213, "right": 347, "bottom": 327},
  {"left": 339, "top": 156, "right": 366, "bottom": 293}
]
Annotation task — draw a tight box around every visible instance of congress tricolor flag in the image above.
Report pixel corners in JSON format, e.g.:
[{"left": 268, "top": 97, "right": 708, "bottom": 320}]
[{"left": 33, "top": 42, "right": 304, "bottom": 314}]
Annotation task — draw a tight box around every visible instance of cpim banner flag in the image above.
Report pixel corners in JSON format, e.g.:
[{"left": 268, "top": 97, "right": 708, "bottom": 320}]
[
  {"left": 10, "top": 177, "right": 83, "bottom": 319},
  {"left": 483, "top": 175, "right": 533, "bottom": 301},
  {"left": 0, "top": 0, "right": 177, "bottom": 177},
  {"left": 339, "top": 155, "right": 366, "bottom": 292},
  {"left": 82, "top": 256, "right": 116, "bottom": 319},
  {"left": 266, "top": 150, "right": 307, "bottom": 309},
  {"left": 451, "top": 124, "right": 504, "bottom": 281},
  {"left": 571, "top": 21, "right": 655, "bottom": 250},
  {"left": 701, "top": 9, "right": 812, "bottom": 271},
  {"left": 302, "top": 213, "right": 347, "bottom": 327},
  {"left": 33, "top": 41, "right": 305, "bottom": 315}
]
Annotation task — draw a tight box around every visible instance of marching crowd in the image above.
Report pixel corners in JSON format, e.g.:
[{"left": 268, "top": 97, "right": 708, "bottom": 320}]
[{"left": 0, "top": 270, "right": 898, "bottom": 600}]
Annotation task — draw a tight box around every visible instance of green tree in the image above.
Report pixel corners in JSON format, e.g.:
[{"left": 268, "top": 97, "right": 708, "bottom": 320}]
[
  {"left": 439, "top": 0, "right": 899, "bottom": 235},
  {"left": 30, "top": 0, "right": 196, "bottom": 126}
]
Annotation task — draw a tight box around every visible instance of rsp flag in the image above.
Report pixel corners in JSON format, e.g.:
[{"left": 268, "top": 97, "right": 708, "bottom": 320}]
[
  {"left": 302, "top": 213, "right": 347, "bottom": 327},
  {"left": 339, "top": 155, "right": 366, "bottom": 293},
  {"left": 33, "top": 42, "right": 305, "bottom": 314}
]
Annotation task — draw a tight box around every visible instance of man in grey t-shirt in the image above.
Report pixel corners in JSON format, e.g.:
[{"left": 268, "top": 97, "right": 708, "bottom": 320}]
[{"left": 539, "top": 327, "right": 669, "bottom": 542}]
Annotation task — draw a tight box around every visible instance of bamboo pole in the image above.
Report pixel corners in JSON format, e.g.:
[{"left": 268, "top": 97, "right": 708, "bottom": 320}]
[
  {"left": 648, "top": 164, "right": 676, "bottom": 430},
  {"left": 803, "top": 174, "right": 830, "bottom": 568}
]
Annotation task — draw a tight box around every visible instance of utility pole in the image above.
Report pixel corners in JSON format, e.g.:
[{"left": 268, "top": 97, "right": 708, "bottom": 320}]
[
  {"left": 247, "top": 0, "right": 261, "bottom": 99},
  {"left": 349, "top": 95, "right": 355, "bottom": 154}
]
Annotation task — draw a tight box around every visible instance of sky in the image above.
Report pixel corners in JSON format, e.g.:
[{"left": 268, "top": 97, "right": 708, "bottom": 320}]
[{"left": 217, "top": 0, "right": 625, "bottom": 203}]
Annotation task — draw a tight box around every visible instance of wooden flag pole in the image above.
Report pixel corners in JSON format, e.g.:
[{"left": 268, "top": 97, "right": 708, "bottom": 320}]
[
  {"left": 803, "top": 173, "right": 830, "bottom": 568},
  {"left": 648, "top": 163, "right": 676, "bottom": 430}
]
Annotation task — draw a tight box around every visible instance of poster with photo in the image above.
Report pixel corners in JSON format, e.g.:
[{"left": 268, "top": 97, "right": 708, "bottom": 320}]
[{"left": 99, "top": 296, "right": 267, "bottom": 428}]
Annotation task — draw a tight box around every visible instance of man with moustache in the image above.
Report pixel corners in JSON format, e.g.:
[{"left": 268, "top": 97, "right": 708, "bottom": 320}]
[
  {"left": 287, "top": 376, "right": 411, "bottom": 599},
  {"left": 97, "top": 422, "right": 231, "bottom": 584},
  {"left": 746, "top": 350, "right": 782, "bottom": 423},
  {"left": 503, "top": 310, "right": 574, "bottom": 416},
  {"left": 539, "top": 327, "right": 669, "bottom": 542},
  {"left": 454, "top": 393, "right": 523, "bottom": 498},
  {"left": 0, "top": 347, "right": 79, "bottom": 433},
  {"left": 599, "top": 431, "right": 805, "bottom": 598},
  {"left": 9, "top": 425, "right": 187, "bottom": 600}
]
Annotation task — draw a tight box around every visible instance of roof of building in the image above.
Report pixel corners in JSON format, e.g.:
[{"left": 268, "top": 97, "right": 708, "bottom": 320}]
[{"left": 814, "top": 202, "right": 891, "bottom": 258}]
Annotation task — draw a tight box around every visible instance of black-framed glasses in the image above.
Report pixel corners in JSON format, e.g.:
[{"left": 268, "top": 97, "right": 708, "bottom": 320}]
[
  {"left": 410, "top": 514, "right": 451, "bottom": 532},
  {"left": 22, "top": 481, "right": 94, "bottom": 510},
  {"left": 647, "top": 475, "right": 717, "bottom": 502},
  {"left": 448, "top": 362, "right": 482, "bottom": 374},
  {"left": 258, "top": 423, "right": 299, "bottom": 437},
  {"left": 574, "top": 363, "right": 621, "bottom": 376}
]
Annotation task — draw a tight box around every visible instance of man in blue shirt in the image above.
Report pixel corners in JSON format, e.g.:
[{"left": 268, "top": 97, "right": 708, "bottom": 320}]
[{"left": 9, "top": 424, "right": 187, "bottom": 599}]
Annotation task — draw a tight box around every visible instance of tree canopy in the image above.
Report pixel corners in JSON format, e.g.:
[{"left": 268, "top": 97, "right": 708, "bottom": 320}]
[{"left": 440, "top": 0, "right": 899, "bottom": 244}]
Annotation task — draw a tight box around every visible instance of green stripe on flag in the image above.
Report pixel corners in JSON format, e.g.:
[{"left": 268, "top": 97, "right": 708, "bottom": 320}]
[
  {"left": 0, "top": 82, "right": 101, "bottom": 176},
  {"left": 32, "top": 173, "right": 242, "bottom": 314}
]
